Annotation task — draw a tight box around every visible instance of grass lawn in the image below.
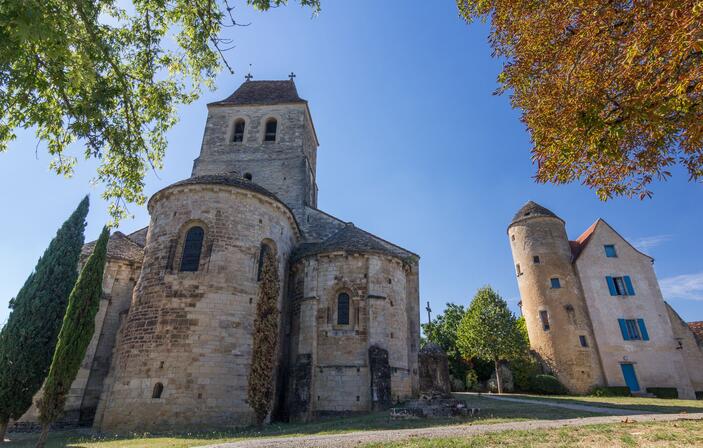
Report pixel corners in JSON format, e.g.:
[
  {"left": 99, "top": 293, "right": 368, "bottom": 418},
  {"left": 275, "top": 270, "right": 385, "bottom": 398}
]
[
  {"left": 363, "top": 419, "right": 703, "bottom": 447},
  {"left": 491, "top": 393, "right": 703, "bottom": 414},
  {"left": 4, "top": 395, "right": 605, "bottom": 448}
]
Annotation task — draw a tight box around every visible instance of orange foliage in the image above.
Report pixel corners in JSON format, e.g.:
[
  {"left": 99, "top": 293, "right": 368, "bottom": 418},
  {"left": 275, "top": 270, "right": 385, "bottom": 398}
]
[{"left": 458, "top": 0, "right": 703, "bottom": 198}]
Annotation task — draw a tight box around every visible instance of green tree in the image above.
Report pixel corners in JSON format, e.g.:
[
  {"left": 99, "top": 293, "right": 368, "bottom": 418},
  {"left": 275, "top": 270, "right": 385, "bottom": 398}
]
[
  {"left": 35, "top": 227, "right": 109, "bottom": 448},
  {"left": 421, "top": 303, "right": 470, "bottom": 384},
  {"left": 247, "top": 247, "right": 280, "bottom": 426},
  {"left": 0, "top": 197, "right": 89, "bottom": 441},
  {"left": 0, "top": 0, "right": 320, "bottom": 224},
  {"left": 457, "top": 287, "right": 526, "bottom": 394},
  {"left": 457, "top": 1, "right": 702, "bottom": 199}
]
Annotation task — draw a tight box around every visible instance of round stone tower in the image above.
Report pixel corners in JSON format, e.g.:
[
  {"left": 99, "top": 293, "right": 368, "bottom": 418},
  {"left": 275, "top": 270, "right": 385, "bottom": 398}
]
[
  {"left": 508, "top": 201, "right": 603, "bottom": 394},
  {"left": 96, "top": 174, "right": 300, "bottom": 432}
]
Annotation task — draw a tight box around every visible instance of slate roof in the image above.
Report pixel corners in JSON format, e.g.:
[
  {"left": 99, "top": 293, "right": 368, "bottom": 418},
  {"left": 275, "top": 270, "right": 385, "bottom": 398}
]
[
  {"left": 152, "top": 173, "right": 285, "bottom": 209},
  {"left": 509, "top": 201, "right": 562, "bottom": 227},
  {"left": 83, "top": 231, "right": 145, "bottom": 263},
  {"left": 689, "top": 321, "right": 703, "bottom": 346},
  {"left": 209, "top": 80, "right": 307, "bottom": 106},
  {"left": 293, "top": 222, "right": 417, "bottom": 262}
]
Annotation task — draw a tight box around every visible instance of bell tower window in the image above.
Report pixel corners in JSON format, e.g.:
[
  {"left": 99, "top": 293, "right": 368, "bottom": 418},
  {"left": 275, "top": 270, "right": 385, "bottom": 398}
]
[
  {"left": 264, "top": 118, "right": 277, "bottom": 142},
  {"left": 337, "top": 293, "right": 350, "bottom": 325},
  {"left": 233, "top": 119, "right": 245, "bottom": 142}
]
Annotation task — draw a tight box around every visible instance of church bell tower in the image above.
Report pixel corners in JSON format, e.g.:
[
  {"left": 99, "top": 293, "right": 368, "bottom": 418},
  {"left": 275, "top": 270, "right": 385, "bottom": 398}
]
[{"left": 192, "top": 78, "right": 319, "bottom": 219}]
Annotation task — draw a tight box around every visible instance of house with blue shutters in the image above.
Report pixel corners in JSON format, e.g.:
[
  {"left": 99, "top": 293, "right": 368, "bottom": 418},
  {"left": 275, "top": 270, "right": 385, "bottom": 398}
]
[{"left": 509, "top": 202, "right": 703, "bottom": 399}]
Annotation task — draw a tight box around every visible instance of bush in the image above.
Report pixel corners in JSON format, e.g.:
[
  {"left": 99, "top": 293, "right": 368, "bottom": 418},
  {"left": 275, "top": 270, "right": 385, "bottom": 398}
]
[
  {"left": 529, "top": 374, "right": 567, "bottom": 395},
  {"left": 510, "top": 356, "right": 539, "bottom": 392},
  {"left": 591, "top": 386, "right": 631, "bottom": 397},
  {"left": 696, "top": 391, "right": 703, "bottom": 400},
  {"left": 465, "top": 370, "right": 479, "bottom": 391},
  {"left": 646, "top": 387, "right": 678, "bottom": 399}
]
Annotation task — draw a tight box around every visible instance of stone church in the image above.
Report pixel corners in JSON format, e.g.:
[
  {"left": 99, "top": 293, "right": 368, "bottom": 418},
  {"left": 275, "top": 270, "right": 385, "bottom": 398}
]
[
  {"left": 19, "top": 79, "right": 421, "bottom": 432},
  {"left": 509, "top": 201, "right": 703, "bottom": 399}
]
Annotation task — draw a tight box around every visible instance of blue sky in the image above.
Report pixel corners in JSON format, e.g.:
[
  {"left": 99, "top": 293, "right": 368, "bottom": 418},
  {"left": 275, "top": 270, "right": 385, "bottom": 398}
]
[{"left": 1, "top": 0, "right": 701, "bottom": 326}]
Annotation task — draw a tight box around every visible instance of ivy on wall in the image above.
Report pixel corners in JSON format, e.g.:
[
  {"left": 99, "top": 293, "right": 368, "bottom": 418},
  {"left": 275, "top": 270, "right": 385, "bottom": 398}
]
[{"left": 247, "top": 247, "right": 280, "bottom": 425}]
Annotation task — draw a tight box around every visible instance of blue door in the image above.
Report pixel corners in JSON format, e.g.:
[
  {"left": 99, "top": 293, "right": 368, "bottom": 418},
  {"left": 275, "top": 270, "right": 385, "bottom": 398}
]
[{"left": 620, "top": 363, "right": 640, "bottom": 392}]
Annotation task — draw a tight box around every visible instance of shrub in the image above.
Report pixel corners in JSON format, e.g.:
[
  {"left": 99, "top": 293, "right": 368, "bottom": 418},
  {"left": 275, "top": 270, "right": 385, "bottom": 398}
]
[
  {"left": 465, "top": 370, "right": 479, "bottom": 391},
  {"left": 591, "top": 386, "right": 631, "bottom": 397},
  {"left": 696, "top": 391, "right": 703, "bottom": 400},
  {"left": 529, "top": 374, "right": 567, "bottom": 395},
  {"left": 646, "top": 387, "right": 678, "bottom": 399},
  {"left": 510, "top": 356, "right": 539, "bottom": 392}
]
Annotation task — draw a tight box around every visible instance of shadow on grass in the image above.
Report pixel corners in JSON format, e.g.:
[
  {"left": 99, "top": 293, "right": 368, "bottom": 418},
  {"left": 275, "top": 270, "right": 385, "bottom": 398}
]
[
  {"left": 5, "top": 395, "right": 607, "bottom": 448},
  {"left": 493, "top": 393, "right": 703, "bottom": 415}
]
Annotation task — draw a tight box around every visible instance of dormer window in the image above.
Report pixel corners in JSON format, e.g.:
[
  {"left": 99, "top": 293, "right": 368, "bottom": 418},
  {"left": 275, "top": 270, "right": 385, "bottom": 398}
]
[
  {"left": 264, "top": 118, "right": 277, "bottom": 142},
  {"left": 233, "top": 119, "right": 245, "bottom": 143}
]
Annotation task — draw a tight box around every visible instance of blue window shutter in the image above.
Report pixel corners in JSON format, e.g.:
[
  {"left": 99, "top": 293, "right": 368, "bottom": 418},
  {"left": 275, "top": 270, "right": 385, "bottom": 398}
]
[
  {"left": 607, "top": 277, "right": 617, "bottom": 296},
  {"left": 618, "top": 319, "right": 630, "bottom": 340},
  {"left": 637, "top": 319, "right": 649, "bottom": 341},
  {"left": 624, "top": 276, "right": 635, "bottom": 295}
]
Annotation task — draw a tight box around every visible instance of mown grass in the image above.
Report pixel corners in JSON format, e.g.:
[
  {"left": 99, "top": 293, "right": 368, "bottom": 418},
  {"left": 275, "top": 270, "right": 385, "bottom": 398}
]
[
  {"left": 363, "top": 419, "right": 703, "bottom": 447},
  {"left": 4, "top": 395, "right": 604, "bottom": 447},
  {"left": 490, "top": 392, "right": 703, "bottom": 414}
]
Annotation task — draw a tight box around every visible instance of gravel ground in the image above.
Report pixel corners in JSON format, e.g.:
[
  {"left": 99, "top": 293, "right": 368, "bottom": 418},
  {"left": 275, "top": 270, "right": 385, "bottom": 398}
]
[
  {"left": 473, "top": 393, "right": 650, "bottom": 415},
  {"left": 199, "top": 413, "right": 703, "bottom": 448}
]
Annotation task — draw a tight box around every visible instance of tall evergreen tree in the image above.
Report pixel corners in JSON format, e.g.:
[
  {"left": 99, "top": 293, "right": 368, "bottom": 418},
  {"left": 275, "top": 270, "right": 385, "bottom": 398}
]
[
  {"left": 36, "top": 226, "right": 109, "bottom": 448},
  {"left": 247, "top": 248, "right": 280, "bottom": 426},
  {"left": 457, "top": 286, "right": 527, "bottom": 394},
  {"left": 0, "top": 196, "right": 89, "bottom": 442}
]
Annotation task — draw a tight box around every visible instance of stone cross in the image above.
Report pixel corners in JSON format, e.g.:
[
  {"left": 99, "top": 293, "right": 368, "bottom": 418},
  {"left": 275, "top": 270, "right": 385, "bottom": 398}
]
[
  {"left": 425, "top": 301, "right": 432, "bottom": 323},
  {"left": 289, "top": 72, "right": 296, "bottom": 81}
]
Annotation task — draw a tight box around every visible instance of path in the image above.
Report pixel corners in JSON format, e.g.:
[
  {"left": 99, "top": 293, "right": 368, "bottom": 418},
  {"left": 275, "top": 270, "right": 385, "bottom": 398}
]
[
  {"left": 200, "top": 412, "right": 703, "bottom": 448},
  {"left": 473, "top": 393, "right": 649, "bottom": 416}
]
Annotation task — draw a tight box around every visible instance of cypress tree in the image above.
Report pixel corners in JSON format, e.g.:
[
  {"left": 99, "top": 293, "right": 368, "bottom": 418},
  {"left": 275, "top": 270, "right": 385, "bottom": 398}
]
[
  {"left": 36, "top": 226, "right": 109, "bottom": 448},
  {"left": 0, "top": 196, "right": 89, "bottom": 442},
  {"left": 247, "top": 248, "right": 280, "bottom": 426}
]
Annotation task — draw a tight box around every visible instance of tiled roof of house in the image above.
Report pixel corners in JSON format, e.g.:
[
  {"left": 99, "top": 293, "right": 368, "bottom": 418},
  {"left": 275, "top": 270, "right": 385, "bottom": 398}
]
[
  {"left": 293, "top": 222, "right": 417, "bottom": 262},
  {"left": 569, "top": 221, "right": 598, "bottom": 261},
  {"left": 209, "top": 80, "right": 306, "bottom": 106},
  {"left": 509, "top": 201, "right": 562, "bottom": 227},
  {"left": 689, "top": 321, "right": 703, "bottom": 345}
]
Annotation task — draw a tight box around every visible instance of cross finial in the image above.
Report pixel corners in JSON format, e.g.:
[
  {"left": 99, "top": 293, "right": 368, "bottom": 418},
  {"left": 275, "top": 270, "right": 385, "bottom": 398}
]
[
  {"left": 245, "top": 64, "right": 253, "bottom": 82},
  {"left": 289, "top": 72, "right": 296, "bottom": 81},
  {"left": 425, "top": 301, "right": 432, "bottom": 323}
]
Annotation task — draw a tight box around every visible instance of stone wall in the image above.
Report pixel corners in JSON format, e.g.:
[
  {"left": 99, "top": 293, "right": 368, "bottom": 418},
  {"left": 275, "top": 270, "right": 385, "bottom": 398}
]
[
  {"left": 509, "top": 216, "right": 605, "bottom": 394},
  {"left": 285, "top": 252, "right": 419, "bottom": 419},
  {"left": 192, "top": 103, "right": 318, "bottom": 219},
  {"left": 665, "top": 304, "right": 703, "bottom": 393},
  {"left": 96, "top": 184, "right": 299, "bottom": 432}
]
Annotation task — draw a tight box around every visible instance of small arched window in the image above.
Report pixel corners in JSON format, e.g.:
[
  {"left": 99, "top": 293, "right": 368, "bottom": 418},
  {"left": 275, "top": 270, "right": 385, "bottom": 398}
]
[
  {"left": 264, "top": 118, "right": 277, "bottom": 142},
  {"left": 233, "top": 119, "right": 245, "bottom": 142},
  {"left": 337, "top": 293, "right": 350, "bottom": 325},
  {"left": 152, "top": 382, "right": 164, "bottom": 399},
  {"left": 257, "top": 243, "right": 272, "bottom": 281},
  {"left": 180, "top": 226, "right": 204, "bottom": 272}
]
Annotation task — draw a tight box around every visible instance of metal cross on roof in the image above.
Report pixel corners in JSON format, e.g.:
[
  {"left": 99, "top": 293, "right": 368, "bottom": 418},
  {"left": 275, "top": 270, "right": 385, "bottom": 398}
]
[
  {"left": 425, "top": 301, "right": 432, "bottom": 323},
  {"left": 289, "top": 72, "right": 296, "bottom": 81},
  {"left": 245, "top": 73, "right": 253, "bottom": 81}
]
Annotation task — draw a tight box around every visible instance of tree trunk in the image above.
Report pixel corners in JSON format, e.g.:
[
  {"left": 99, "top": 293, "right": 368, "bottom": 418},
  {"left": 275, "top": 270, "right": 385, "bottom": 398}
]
[
  {"left": 0, "top": 420, "right": 7, "bottom": 444},
  {"left": 35, "top": 423, "right": 49, "bottom": 448},
  {"left": 494, "top": 359, "right": 503, "bottom": 394}
]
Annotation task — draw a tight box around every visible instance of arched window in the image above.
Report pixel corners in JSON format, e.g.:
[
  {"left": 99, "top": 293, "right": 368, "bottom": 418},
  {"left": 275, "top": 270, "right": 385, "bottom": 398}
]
[
  {"left": 337, "top": 293, "right": 350, "bottom": 325},
  {"left": 152, "top": 382, "right": 164, "bottom": 399},
  {"left": 257, "top": 243, "right": 272, "bottom": 281},
  {"left": 180, "top": 226, "right": 204, "bottom": 272},
  {"left": 233, "top": 119, "right": 245, "bottom": 142},
  {"left": 264, "top": 118, "right": 277, "bottom": 142}
]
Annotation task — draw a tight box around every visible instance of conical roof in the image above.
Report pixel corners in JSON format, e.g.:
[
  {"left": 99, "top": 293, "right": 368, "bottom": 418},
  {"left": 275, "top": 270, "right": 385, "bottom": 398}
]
[{"left": 509, "top": 201, "right": 562, "bottom": 227}]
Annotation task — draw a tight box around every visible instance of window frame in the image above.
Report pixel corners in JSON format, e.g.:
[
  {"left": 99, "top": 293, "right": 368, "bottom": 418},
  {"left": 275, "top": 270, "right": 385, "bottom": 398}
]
[
  {"left": 336, "top": 292, "right": 351, "bottom": 326},
  {"left": 625, "top": 319, "right": 641, "bottom": 340},
  {"left": 604, "top": 244, "right": 617, "bottom": 258},
  {"left": 539, "top": 310, "right": 550, "bottom": 331},
  {"left": 264, "top": 118, "right": 278, "bottom": 142},
  {"left": 550, "top": 277, "right": 561, "bottom": 289},
  {"left": 179, "top": 226, "right": 205, "bottom": 272},
  {"left": 579, "top": 335, "right": 589, "bottom": 347},
  {"left": 232, "top": 118, "right": 246, "bottom": 143}
]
